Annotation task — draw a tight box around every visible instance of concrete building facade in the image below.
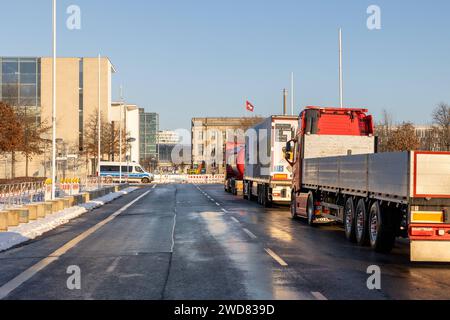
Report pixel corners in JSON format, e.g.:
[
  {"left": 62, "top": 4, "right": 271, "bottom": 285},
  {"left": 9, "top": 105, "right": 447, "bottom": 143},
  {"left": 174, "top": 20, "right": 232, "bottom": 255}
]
[
  {"left": 0, "top": 56, "right": 115, "bottom": 178},
  {"left": 191, "top": 117, "right": 264, "bottom": 174},
  {"left": 111, "top": 103, "right": 140, "bottom": 163}
]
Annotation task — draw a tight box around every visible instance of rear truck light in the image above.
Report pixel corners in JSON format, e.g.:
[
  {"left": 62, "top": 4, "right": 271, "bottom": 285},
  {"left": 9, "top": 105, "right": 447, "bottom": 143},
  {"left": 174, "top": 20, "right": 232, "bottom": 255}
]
[
  {"left": 409, "top": 224, "right": 450, "bottom": 240},
  {"left": 410, "top": 227, "right": 434, "bottom": 237},
  {"left": 272, "top": 174, "right": 288, "bottom": 180},
  {"left": 411, "top": 211, "right": 445, "bottom": 223},
  {"left": 273, "top": 193, "right": 281, "bottom": 197}
]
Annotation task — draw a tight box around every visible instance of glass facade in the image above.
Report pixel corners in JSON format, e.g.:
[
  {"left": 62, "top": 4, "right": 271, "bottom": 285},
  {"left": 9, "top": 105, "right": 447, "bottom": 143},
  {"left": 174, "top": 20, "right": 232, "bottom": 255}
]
[
  {"left": 0, "top": 57, "right": 41, "bottom": 121},
  {"left": 139, "top": 109, "right": 159, "bottom": 165}
]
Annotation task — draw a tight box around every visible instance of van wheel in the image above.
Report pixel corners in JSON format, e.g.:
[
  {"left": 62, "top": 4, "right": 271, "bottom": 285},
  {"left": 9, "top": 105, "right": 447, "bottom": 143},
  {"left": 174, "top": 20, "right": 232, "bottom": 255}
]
[
  {"left": 344, "top": 197, "right": 357, "bottom": 242},
  {"left": 141, "top": 178, "right": 150, "bottom": 184},
  {"left": 355, "top": 199, "right": 369, "bottom": 246},
  {"left": 369, "top": 201, "right": 396, "bottom": 253}
]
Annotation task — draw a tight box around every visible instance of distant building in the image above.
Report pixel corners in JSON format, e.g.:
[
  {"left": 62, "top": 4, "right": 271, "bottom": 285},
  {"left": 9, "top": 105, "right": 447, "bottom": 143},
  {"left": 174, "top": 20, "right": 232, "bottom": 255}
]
[
  {"left": 110, "top": 102, "right": 140, "bottom": 163},
  {"left": 191, "top": 117, "right": 264, "bottom": 174},
  {"left": 139, "top": 109, "right": 159, "bottom": 171},
  {"left": 157, "top": 131, "right": 181, "bottom": 170}
]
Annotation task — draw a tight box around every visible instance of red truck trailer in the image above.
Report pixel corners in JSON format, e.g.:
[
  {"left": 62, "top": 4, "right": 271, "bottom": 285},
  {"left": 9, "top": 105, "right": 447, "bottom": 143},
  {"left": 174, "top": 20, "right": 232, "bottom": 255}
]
[
  {"left": 285, "top": 106, "right": 450, "bottom": 262},
  {"left": 224, "top": 142, "right": 245, "bottom": 196}
]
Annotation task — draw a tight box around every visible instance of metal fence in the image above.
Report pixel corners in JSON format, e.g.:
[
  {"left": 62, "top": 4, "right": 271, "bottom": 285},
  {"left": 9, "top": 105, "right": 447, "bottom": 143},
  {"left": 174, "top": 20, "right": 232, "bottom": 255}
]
[{"left": 0, "top": 182, "right": 46, "bottom": 210}]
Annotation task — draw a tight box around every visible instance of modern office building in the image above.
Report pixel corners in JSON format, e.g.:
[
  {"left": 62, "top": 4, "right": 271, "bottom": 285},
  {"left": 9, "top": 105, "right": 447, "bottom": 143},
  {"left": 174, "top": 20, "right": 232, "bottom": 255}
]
[
  {"left": 139, "top": 109, "right": 159, "bottom": 171},
  {"left": 191, "top": 117, "right": 264, "bottom": 174},
  {"left": 0, "top": 56, "right": 115, "bottom": 177}
]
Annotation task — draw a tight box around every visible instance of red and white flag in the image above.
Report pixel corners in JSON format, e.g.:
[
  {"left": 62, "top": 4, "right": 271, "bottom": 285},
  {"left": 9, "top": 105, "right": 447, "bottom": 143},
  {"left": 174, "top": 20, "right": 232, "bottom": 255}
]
[{"left": 246, "top": 100, "right": 255, "bottom": 112}]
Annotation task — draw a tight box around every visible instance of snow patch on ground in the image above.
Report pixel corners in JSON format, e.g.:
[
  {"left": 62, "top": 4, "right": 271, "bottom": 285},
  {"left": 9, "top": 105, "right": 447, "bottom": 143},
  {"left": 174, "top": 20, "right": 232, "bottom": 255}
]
[{"left": 0, "top": 187, "right": 138, "bottom": 253}]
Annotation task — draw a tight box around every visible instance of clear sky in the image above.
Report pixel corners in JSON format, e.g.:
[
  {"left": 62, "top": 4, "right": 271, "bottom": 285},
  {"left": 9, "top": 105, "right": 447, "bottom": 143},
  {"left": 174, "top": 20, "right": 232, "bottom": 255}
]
[{"left": 1, "top": 0, "right": 449, "bottom": 130}]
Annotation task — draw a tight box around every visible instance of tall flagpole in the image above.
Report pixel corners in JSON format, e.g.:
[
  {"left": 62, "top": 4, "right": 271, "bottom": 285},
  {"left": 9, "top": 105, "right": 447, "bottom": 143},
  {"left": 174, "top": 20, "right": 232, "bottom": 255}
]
[
  {"left": 97, "top": 54, "right": 101, "bottom": 187},
  {"left": 51, "top": 0, "right": 57, "bottom": 200},
  {"left": 339, "top": 28, "right": 344, "bottom": 109}
]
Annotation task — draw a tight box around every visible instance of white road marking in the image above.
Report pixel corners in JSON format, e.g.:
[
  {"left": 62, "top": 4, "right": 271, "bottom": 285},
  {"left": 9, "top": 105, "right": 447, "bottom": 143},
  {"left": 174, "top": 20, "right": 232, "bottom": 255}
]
[
  {"left": 152, "top": 184, "right": 157, "bottom": 189},
  {"left": 265, "top": 248, "right": 288, "bottom": 267},
  {"left": 106, "top": 257, "right": 122, "bottom": 273},
  {"left": 311, "top": 292, "right": 328, "bottom": 300},
  {"left": 215, "top": 202, "right": 221, "bottom": 206},
  {"left": 221, "top": 208, "right": 228, "bottom": 213},
  {"left": 231, "top": 217, "right": 240, "bottom": 224},
  {"left": 243, "top": 228, "right": 257, "bottom": 240},
  {"left": 0, "top": 189, "right": 152, "bottom": 300},
  {"left": 171, "top": 209, "right": 177, "bottom": 253}
]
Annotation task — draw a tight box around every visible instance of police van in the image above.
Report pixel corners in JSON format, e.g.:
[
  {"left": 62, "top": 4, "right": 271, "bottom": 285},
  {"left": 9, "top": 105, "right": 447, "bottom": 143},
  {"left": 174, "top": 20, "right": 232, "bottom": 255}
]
[{"left": 99, "top": 162, "right": 154, "bottom": 184}]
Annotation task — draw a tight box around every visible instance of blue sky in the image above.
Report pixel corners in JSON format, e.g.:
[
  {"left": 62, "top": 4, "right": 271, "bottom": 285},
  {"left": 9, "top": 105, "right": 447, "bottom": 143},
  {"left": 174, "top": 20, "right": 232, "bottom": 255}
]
[{"left": 1, "top": 0, "right": 450, "bottom": 129}]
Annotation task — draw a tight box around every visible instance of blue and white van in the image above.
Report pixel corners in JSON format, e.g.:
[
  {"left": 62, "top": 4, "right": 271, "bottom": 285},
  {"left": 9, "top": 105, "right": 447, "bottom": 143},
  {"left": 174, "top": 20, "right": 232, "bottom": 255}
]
[{"left": 99, "top": 161, "right": 154, "bottom": 184}]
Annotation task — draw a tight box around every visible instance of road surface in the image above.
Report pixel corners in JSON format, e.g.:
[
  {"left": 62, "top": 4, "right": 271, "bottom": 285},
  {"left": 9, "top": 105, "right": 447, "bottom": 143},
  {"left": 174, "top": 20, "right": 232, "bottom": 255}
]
[{"left": 0, "top": 184, "right": 449, "bottom": 300}]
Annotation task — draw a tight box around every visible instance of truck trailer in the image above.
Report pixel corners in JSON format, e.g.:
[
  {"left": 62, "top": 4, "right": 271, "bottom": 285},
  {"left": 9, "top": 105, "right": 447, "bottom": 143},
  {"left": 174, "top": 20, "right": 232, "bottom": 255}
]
[
  {"left": 285, "top": 106, "right": 450, "bottom": 262},
  {"left": 243, "top": 116, "right": 299, "bottom": 207}
]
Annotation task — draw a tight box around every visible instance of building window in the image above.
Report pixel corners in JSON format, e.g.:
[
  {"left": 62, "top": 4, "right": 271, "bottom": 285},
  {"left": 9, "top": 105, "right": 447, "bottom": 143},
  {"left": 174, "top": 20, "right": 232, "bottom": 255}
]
[{"left": 0, "top": 57, "right": 41, "bottom": 122}]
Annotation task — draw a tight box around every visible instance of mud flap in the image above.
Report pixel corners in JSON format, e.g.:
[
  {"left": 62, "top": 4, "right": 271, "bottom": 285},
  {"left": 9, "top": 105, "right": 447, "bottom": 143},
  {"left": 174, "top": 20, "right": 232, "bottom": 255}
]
[{"left": 411, "top": 240, "right": 450, "bottom": 262}]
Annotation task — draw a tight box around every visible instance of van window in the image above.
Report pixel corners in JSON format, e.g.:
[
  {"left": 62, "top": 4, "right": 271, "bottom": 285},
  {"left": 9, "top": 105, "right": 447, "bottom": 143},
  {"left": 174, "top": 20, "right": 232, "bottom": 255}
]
[
  {"left": 121, "top": 166, "right": 132, "bottom": 173},
  {"left": 135, "top": 166, "right": 144, "bottom": 173}
]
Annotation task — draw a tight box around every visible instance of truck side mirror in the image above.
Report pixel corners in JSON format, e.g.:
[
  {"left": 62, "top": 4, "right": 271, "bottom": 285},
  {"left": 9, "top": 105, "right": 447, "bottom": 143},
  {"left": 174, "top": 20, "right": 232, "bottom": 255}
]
[{"left": 284, "top": 140, "right": 296, "bottom": 166}]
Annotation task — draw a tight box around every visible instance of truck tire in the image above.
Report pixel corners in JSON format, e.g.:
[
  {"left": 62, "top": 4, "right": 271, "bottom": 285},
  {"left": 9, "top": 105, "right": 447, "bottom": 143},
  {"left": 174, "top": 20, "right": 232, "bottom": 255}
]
[
  {"left": 261, "top": 184, "right": 270, "bottom": 208},
  {"left": 307, "top": 192, "right": 315, "bottom": 226},
  {"left": 243, "top": 181, "right": 249, "bottom": 200},
  {"left": 369, "top": 201, "right": 396, "bottom": 253},
  {"left": 355, "top": 199, "right": 369, "bottom": 246},
  {"left": 344, "top": 197, "right": 357, "bottom": 242},
  {"left": 291, "top": 190, "right": 298, "bottom": 219}
]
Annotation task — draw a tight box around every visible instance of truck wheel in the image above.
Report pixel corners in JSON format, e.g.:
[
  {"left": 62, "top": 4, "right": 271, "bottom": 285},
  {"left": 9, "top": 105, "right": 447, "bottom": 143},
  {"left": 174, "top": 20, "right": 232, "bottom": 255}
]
[
  {"left": 307, "top": 192, "right": 315, "bottom": 226},
  {"left": 263, "top": 185, "right": 272, "bottom": 208},
  {"left": 369, "top": 201, "right": 396, "bottom": 253},
  {"left": 344, "top": 197, "right": 357, "bottom": 242},
  {"left": 243, "top": 181, "right": 249, "bottom": 200},
  {"left": 291, "top": 191, "right": 298, "bottom": 219},
  {"left": 355, "top": 199, "right": 369, "bottom": 246}
]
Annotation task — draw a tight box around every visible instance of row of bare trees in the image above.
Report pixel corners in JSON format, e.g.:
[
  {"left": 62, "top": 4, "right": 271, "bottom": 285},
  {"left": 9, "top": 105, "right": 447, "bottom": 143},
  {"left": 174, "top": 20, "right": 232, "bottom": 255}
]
[{"left": 376, "top": 103, "right": 450, "bottom": 152}]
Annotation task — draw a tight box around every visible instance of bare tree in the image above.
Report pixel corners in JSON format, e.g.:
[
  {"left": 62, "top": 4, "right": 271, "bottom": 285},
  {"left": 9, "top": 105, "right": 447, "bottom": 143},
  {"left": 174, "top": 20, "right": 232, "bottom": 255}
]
[
  {"left": 386, "top": 122, "right": 420, "bottom": 152},
  {"left": 375, "top": 109, "right": 394, "bottom": 152},
  {"left": 0, "top": 102, "right": 24, "bottom": 178},
  {"left": 432, "top": 103, "right": 450, "bottom": 151}
]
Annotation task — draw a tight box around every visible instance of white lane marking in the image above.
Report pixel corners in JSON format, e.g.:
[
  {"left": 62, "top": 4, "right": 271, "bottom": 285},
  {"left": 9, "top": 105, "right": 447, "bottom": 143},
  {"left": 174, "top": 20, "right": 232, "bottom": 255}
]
[
  {"left": 311, "top": 292, "right": 328, "bottom": 300},
  {"left": 265, "top": 248, "right": 288, "bottom": 267},
  {"left": 243, "top": 228, "right": 257, "bottom": 240},
  {"left": 231, "top": 217, "right": 240, "bottom": 224},
  {"left": 0, "top": 190, "right": 151, "bottom": 300},
  {"left": 221, "top": 208, "right": 228, "bottom": 213},
  {"left": 215, "top": 202, "right": 221, "bottom": 206},
  {"left": 106, "top": 257, "right": 122, "bottom": 273},
  {"left": 152, "top": 184, "right": 157, "bottom": 189},
  {"left": 171, "top": 209, "right": 177, "bottom": 253}
]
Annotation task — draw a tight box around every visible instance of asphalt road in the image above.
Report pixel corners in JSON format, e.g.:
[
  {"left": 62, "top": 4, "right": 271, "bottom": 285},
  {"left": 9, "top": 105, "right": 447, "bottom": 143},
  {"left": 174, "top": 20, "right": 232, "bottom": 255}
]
[{"left": 0, "top": 184, "right": 450, "bottom": 300}]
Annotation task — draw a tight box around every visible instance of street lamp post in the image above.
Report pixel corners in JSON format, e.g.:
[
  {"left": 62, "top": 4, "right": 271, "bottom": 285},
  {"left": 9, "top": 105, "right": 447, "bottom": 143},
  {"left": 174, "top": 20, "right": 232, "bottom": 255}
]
[
  {"left": 126, "top": 137, "right": 136, "bottom": 184},
  {"left": 51, "top": 0, "right": 57, "bottom": 200}
]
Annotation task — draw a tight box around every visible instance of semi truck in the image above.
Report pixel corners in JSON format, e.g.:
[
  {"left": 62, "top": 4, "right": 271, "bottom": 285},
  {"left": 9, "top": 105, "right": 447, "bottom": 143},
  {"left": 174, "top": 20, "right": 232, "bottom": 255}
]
[
  {"left": 243, "top": 116, "right": 299, "bottom": 207},
  {"left": 285, "top": 106, "right": 450, "bottom": 262},
  {"left": 224, "top": 142, "right": 245, "bottom": 196}
]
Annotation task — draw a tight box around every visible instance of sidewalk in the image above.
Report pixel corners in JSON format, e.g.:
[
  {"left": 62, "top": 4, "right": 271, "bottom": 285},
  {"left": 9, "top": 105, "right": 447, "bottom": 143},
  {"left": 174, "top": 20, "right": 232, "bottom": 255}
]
[{"left": 0, "top": 187, "right": 138, "bottom": 252}]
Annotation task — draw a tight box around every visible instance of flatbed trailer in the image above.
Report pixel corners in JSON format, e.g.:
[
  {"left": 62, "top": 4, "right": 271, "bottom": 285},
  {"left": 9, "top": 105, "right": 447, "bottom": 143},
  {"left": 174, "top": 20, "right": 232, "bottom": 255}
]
[{"left": 286, "top": 107, "right": 450, "bottom": 262}]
